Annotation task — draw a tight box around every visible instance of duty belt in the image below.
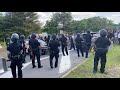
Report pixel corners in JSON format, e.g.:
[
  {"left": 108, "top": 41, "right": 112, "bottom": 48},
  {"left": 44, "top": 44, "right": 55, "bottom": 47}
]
[
  {"left": 76, "top": 43, "right": 81, "bottom": 45},
  {"left": 11, "top": 55, "right": 20, "bottom": 58},
  {"left": 32, "top": 48, "right": 38, "bottom": 51}
]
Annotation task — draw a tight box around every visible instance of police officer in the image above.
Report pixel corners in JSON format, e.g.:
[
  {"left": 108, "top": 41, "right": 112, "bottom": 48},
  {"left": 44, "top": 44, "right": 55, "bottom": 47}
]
[
  {"left": 28, "top": 35, "right": 32, "bottom": 60},
  {"left": 29, "top": 33, "right": 43, "bottom": 68},
  {"left": 7, "top": 33, "right": 23, "bottom": 78},
  {"left": 5, "top": 37, "right": 11, "bottom": 48},
  {"left": 5, "top": 37, "right": 11, "bottom": 61},
  {"left": 69, "top": 35, "right": 75, "bottom": 50},
  {"left": 46, "top": 34, "right": 50, "bottom": 46},
  {"left": 59, "top": 34, "right": 68, "bottom": 56},
  {"left": 19, "top": 35, "right": 26, "bottom": 63},
  {"left": 93, "top": 29, "right": 111, "bottom": 74},
  {"left": 49, "top": 34, "right": 60, "bottom": 68},
  {"left": 75, "top": 33, "right": 84, "bottom": 57},
  {"left": 84, "top": 30, "right": 92, "bottom": 58}
]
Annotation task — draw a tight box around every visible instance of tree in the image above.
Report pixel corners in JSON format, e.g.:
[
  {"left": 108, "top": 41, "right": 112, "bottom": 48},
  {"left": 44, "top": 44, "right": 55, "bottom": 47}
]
[
  {"left": 65, "top": 16, "right": 114, "bottom": 33},
  {"left": 43, "top": 19, "right": 58, "bottom": 34},
  {"left": 0, "top": 12, "right": 42, "bottom": 40},
  {"left": 53, "top": 12, "right": 72, "bottom": 32},
  {"left": 43, "top": 12, "right": 72, "bottom": 34}
]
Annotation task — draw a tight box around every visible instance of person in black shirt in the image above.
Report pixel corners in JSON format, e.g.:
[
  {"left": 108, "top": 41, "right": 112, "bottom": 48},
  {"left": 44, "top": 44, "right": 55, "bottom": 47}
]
[
  {"left": 49, "top": 34, "right": 60, "bottom": 68},
  {"left": 59, "top": 34, "right": 68, "bottom": 56},
  {"left": 69, "top": 35, "right": 75, "bottom": 50},
  {"left": 46, "top": 35, "right": 50, "bottom": 46},
  {"left": 75, "top": 33, "right": 84, "bottom": 57},
  {"left": 107, "top": 30, "right": 114, "bottom": 40},
  {"left": 7, "top": 33, "right": 23, "bottom": 78},
  {"left": 19, "top": 35, "right": 27, "bottom": 63},
  {"left": 5, "top": 37, "right": 11, "bottom": 48},
  {"left": 93, "top": 29, "right": 111, "bottom": 74},
  {"left": 29, "top": 33, "right": 43, "bottom": 68},
  {"left": 84, "top": 30, "right": 92, "bottom": 58}
]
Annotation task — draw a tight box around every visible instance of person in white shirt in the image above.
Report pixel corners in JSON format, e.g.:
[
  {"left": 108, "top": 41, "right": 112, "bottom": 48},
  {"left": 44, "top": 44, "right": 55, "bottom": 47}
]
[
  {"left": 114, "top": 30, "right": 118, "bottom": 44},
  {"left": 117, "top": 31, "right": 120, "bottom": 45}
]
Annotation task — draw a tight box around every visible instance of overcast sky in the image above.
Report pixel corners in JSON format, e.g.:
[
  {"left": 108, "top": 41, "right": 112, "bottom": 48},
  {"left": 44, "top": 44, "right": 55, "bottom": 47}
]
[{"left": 37, "top": 12, "right": 120, "bottom": 25}]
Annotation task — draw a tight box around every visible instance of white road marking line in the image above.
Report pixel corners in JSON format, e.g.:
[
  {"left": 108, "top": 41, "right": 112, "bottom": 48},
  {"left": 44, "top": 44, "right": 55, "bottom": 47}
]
[
  {"left": 0, "top": 57, "right": 50, "bottom": 78},
  {"left": 59, "top": 51, "right": 71, "bottom": 74},
  {"left": 0, "top": 50, "right": 73, "bottom": 78},
  {"left": 60, "top": 54, "right": 92, "bottom": 78},
  {"left": 0, "top": 69, "right": 4, "bottom": 74}
]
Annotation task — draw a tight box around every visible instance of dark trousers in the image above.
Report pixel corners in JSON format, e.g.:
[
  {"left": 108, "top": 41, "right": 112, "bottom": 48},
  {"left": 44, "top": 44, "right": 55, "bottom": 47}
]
[
  {"left": 50, "top": 51, "right": 59, "bottom": 67},
  {"left": 70, "top": 43, "right": 75, "bottom": 50},
  {"left": 22, "top": 49, "right": 26, "bottom": 63},
  {"left": 86, "top": 43, "right": 91, "bottom": 58},
  {"left": 10, "top": 59, "right": 22, "bottom": 78},
  {"left": 76, "top": 45, "right": 84, "bottom": 57},
  {"left": 22, "top": 53, "right": 26, "bottom": 63},
  {"left": 32, "top": 50, "right": 41, "bottom": 67},
  {"left": 62, "top": 45, "right": 68, "bottom": 56},
  {"left": 118, "top": 38, "right": 120, "bottom": 44},
  {"left": 93, "top": 50, "right": 107, "bottom": 73}
]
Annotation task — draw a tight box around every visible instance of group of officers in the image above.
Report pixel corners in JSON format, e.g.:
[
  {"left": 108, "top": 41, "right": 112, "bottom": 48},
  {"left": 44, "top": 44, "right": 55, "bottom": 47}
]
[{"left": 5, "top": 28, "right": 111, "bottom": 78}]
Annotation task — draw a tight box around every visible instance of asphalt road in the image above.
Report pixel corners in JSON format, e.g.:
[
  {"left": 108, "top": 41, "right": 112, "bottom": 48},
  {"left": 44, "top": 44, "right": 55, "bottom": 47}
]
[{"left": 0, "top": 48, "right": 90, "bottom": 78}]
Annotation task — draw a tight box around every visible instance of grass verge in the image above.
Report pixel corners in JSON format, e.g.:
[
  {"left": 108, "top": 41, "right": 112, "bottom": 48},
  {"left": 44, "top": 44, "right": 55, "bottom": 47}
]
[
  {"left": 64, "top": 45, "right": 120, "bottom": 78},
  {"left": 0, "top": 41, "right": 6, "bottom": 48}
]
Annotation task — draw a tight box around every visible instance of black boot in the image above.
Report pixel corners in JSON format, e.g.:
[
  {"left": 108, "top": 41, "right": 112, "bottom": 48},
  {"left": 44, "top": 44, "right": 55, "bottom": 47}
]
[
  {"left": 38, "top": 66, "right": 43, "bottom": 68},
  {"left": 100, "top": 68, "right": 105, "bottom": 74},
  {"left": 93, "top": 70, "right": 97, "bottom": 74},
  {"left": 33, "top": 65, "right": 36, "bottom": 68},
  {"left": 51, "top": 66, "right": 53, "bottom": 69}
]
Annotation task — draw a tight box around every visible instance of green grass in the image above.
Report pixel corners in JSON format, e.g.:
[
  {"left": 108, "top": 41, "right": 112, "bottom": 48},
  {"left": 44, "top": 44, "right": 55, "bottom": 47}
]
[
  {"left": 65, "top": 45, "right": 120, "bottom": 78},
  {"left": 0, "top": 41, "right": 6, "bottom": 48}
]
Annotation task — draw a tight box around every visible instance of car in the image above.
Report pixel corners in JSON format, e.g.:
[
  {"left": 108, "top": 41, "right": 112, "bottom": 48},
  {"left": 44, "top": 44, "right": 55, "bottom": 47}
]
[{"left": 25, "top": 39, "right": 48, "bottom": 55}]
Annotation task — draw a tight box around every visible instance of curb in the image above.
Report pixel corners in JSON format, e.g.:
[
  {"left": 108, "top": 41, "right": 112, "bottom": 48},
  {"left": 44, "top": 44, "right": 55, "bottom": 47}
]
[{"left": 60, "top": 56, "right": 91, "bottom": 78}]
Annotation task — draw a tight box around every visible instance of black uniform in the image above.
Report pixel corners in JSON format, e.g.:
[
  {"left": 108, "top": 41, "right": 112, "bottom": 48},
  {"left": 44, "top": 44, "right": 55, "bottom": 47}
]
[
  {"left": 59, "top": 35, "right": 68, "bottom": 56},
  {"left": 49, "top": 39, "right": 60, "bottom": 68},
  {"left": 29, "top": 39, "right": 42, "bottom": 68},
  {"left": 7, "top": 42, "right": 23, "bottom": 78},
  {"left": 69, "top": 36, "right": 75, "bottom": 50},
  {"left": 5, "top": 37, "right": 11, "bottom": 60},
  {"left": 46, "top": 35, "right": 50, "bottom": 46},
  {"left": 19, "top": 40, "right": 26, "bottom": 63},
  {"left": 84, "top": 33, "right": 92, "bottom": 58},
  {"left": 107, "top": 32, "right": 114, "bottom": 40},
  {"left": 93, "top": 37, "right": 111, "bottom": 73},
  {"left": 5, "top": 37, "right": 11, "bottom": 48},
  {"left": 75, "top": 35, "right": 84, "bottom": 57}
]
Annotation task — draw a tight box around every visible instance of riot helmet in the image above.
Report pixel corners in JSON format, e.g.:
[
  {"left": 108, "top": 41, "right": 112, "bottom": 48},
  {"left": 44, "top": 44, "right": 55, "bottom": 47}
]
[
  {"left": 100, "top": 29, "right": 107, "bottom": 37},
  {"left": 11, "top": 33, "right": 19, "bottom": 43},
  {"left": 31, "top": 33, "right": 36, "bottom": 39},
  {"left": 77, "top": 33, "right": 80, "bottom": 37},
  {"left": 20, "top": 35, "right": 25, "bottom": 40},
  {"left": 51, "top": 33, "right": 56, "bottom": 40},
  {"left": 87, "top": 30, "right": 90, "bottom": 34},
  {"left": 6, "top": 37, "right": 11, "bottom": 43}
]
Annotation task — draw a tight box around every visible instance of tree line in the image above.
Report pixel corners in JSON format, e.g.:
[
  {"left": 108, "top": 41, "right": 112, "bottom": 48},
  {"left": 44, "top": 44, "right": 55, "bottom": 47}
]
[
  {"left": 0, "top": 12, "right": 118, "bottom": 41},
  {"left": 43, "top": 12, "right": 116, "bottom": 34},
  {"left": 0, "top": 12, "right": 42, "bottom": 41}
]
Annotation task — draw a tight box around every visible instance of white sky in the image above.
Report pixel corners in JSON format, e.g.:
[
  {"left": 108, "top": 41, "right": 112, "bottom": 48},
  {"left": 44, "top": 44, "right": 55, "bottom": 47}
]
[{"left": 37, "top": 12, "right": 120, "bottom": 25}]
